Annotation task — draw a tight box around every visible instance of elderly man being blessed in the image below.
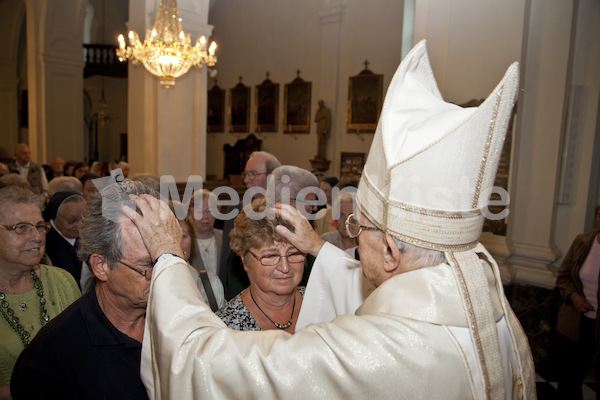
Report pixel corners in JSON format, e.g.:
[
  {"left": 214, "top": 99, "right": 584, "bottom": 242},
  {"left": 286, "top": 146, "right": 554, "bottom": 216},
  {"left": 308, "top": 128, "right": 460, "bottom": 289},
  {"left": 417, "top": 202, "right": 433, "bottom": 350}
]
[{"left": 130, "top": 41, "right": 535, "bottom": 400}]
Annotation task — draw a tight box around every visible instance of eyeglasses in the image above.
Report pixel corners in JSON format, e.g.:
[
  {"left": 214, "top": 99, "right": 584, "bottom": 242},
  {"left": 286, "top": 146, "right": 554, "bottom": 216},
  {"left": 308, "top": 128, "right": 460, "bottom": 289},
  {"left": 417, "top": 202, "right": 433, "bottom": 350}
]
[
  {"left": 118, "top": 260, "right": 153, "bottom": 280},
  {"left": 345, "top": 213, "right": 380, "bottom": 238},
  {"left": 247, "top": 250, "right": 306, "bottom": 266},
  {"left": 242, "top": 170, "right": 267, "bottom": 180},
  {"left": 1, "top": 222, "right": 51, "bottom": 235}
]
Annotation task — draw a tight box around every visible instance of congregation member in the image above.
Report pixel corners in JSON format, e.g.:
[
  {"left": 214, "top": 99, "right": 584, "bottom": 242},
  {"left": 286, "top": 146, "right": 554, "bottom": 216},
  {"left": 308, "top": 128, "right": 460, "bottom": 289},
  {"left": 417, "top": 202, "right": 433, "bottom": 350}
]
[
  {"left": 47, "top": 176, "right": 82, "bottom": 199},
  {"left": 0, "top": 187, "right": 79, "bottom": 399},
  {"left": 265, "top": 165, "right": 320, "bottom": 217},
  {"left": 132, "top": 41, "right": 535, "bottom": 399},
  {"left": 219, "top": 151, "right": 281, "bottom": 299},
  {"left": 176, "top": 210, "right": 225, "bottom": 311},
  {"left": 320, "top": 192, "right": 358, "bottom": 251},
  {"left": 0, "top": 175, "right": 31, "bottom": 191},
  {"left": 188, "top": 189, "right": 222, "bottom": 277},
  {"left": 216, "top": 198, "right": 305, "bottom": 332},
  {"left": 313, "top": 176, "right": 338, "bottom": 235},
  {"left": 62, "top": 160, "right": 77, "bottom": 177},
  {"left": 45, "top": 156, "right": 64, "bottom": 182},
  {"left": 117, "top": 161, "right": 130, "bottom": 178},
  {"left": 265, "top": 165, "right": 319, "bottom": 286},
  {"left": 0, "top": 163, "right": 8, "bottom": 178},
  {"left": 43, "top": 192, "right": 86, "bottom": 286},
  {"left": 80, "top": 173, "right": 101, "bottom": 202},
  {"left": 72, "top": 162, "right": 89, "bottom": 180},
  {"left": 554, "top": 202, "right": 600, "bottom": 399},
  {"left": 8, "top": 143, "right": 48, "bottom": 198},
  {"left": 11, "top": 180, "right": 159, "bottom": 400}
]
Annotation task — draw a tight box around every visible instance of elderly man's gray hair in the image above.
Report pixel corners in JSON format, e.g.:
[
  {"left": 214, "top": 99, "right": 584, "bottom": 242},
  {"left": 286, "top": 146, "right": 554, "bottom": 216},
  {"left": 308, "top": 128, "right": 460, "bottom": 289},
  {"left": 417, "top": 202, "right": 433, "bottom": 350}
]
[
  {"left": 78, "top": 179, "right": 159, "bottom": 270},
  {"left": 266, "top": 165, "right": 319, "bottom": 202},
  {"left": 248, "top": 151, "right": 281, "bottom": 174}
]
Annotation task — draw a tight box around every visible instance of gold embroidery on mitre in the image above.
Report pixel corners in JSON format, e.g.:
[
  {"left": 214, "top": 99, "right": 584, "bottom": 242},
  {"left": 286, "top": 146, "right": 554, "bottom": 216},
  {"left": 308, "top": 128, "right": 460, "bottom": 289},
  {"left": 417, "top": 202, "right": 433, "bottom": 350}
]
[{"left": 472, "top": 87, "right": 503, "bottom": 208}]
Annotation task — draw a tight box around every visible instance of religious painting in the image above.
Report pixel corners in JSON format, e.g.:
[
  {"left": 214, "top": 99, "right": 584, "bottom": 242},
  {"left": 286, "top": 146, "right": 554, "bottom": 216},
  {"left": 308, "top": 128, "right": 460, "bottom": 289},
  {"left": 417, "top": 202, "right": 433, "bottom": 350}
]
[
  {"left": 207, "top": 81, "right": 225, "bottom": 133},
  {"left": 283, "top": 72, "right": 311, "bottom": 133},
  {"left": 254, "top": 74, "right": 279, "bottom": 133},
  {"left": 229, "top": 78, "right": 250, "bottom": 133},
  {"left": 347, "top": 62, "right": 383, "bottom": 134},
  {"left": 340, "top": 152, "right": 366, "bottom": 177}
]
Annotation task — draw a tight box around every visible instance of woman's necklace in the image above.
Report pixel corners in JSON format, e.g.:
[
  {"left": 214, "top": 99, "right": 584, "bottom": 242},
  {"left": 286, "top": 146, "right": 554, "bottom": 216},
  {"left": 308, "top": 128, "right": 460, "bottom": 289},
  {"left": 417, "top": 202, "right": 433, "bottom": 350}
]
[
  {"left": 0, "top": 269, "right": 50, "bottom": 347},
  {"left": 199, "top": 235, "right": 214, "bottom": 253},
  {"left": 249, "top": 286, "right": 295, "bottom": 330}
]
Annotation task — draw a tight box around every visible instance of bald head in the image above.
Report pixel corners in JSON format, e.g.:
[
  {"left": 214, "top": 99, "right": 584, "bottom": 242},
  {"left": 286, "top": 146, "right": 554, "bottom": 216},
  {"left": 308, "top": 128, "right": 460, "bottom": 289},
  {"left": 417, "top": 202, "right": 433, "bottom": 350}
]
[{"left": 15, "top": 143, "right": 31, "bottom": 166}]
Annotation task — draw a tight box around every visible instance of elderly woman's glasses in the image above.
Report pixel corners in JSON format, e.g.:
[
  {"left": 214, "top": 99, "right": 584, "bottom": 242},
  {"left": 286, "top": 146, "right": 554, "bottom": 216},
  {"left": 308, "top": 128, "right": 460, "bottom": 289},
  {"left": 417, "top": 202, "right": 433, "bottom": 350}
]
[
  {"left": 345, "top": 214, "right": 380, "bottom": 238},
  {"left": 248, "top": 250, "right": 306, "bottom": 266},
  {"left": 1, "top": 222, "right": 51, "bottom": 235},
  {"left": 118, "top": 260, "right": 153, "bottom": 280}
]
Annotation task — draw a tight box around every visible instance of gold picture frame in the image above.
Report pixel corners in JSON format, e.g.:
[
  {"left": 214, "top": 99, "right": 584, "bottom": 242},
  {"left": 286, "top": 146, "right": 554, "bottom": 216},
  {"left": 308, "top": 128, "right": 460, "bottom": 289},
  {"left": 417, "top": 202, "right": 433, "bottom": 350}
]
[
  {"left": 207, "top": 80, "right": 225, "bottom": 133},
  {"left": 229, "top": 77, "right": 250, "bottom": 133},
  {"left": 254, "top": 73, "right": 279, "bottom": 133},
  {"left": 283, "top": 71, "right": 311, "bottom": 133},
  {"left": 347, "top": 62, "right": 383, "bottom": 134}
]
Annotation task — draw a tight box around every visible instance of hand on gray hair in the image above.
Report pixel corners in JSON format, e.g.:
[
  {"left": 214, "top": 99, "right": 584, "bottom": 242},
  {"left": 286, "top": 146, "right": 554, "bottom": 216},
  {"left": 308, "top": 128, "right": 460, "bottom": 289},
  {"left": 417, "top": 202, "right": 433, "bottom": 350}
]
[{"left": 273, "top": 203, "right": 325, "bottom": 257}]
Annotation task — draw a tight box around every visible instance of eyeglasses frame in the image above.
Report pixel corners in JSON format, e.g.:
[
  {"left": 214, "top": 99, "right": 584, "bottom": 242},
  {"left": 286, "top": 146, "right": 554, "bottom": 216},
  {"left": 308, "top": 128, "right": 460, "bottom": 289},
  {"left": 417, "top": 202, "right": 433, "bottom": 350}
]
[
  {"left": 345, "top": 213, "right": 380, "bottom": 238},
  {"left": 241, "top": 170, "right": 267, "bottom": 180},
  {"left": 247, "top": 249, "right": 306, "bottom": 267},
  {"left": 118, "top": 260, "right": 153, "bottom": 280},
  {"left": 0, "top": 222, "right": 51, "bottom": 235}
]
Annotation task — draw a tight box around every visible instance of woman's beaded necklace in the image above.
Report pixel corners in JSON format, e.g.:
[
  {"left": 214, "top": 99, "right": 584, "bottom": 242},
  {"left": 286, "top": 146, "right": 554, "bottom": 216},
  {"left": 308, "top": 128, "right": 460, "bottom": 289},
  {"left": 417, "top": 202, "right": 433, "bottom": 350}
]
[
  {"left": 249, "top": 286, "right": 295, "bottom": 330},
  {"left": 0, "top": 269, "right": 50, "bottom": 347}
]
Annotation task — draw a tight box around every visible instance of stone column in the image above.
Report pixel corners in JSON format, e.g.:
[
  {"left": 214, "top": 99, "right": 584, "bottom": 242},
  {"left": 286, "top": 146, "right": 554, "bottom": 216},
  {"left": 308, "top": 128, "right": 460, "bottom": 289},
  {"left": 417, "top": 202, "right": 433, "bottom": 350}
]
[
  {"left": 506, "top": 0, "right": 575, "bottom": 288},
  {"left": 127, "top": 0, "right": 212, "bottom": 182},
  {"left": 317, "top": 1, "right": 345, "bottom": 174},
  {"left": 25, "top": 0, "right": 86, "bottom": 163}
]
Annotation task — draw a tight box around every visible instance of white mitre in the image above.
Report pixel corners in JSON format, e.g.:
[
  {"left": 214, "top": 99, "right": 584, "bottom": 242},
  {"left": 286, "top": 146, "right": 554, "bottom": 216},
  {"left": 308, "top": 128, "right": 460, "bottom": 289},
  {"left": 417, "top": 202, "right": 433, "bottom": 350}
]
[
  {"left": 357, "top": 40, "right": 519, "bottom": 251},
  {"left": 356, "top": 40, "right": 532, "bottom": 400}
]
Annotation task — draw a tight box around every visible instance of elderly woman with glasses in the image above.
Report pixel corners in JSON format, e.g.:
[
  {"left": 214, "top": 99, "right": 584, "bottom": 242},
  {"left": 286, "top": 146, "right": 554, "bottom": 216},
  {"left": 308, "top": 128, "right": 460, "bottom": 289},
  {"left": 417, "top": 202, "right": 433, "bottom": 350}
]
[
  {"left": 216, "top": 198, "right": 305, "bottom": 332},
  {"left": 0, "top": 186, "right": 80, "bottom": 398}
]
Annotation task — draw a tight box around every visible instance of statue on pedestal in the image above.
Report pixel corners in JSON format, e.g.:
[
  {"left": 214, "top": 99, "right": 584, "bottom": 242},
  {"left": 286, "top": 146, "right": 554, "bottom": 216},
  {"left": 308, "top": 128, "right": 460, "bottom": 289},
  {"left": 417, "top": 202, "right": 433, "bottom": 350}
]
[{"left": 315, "top": 100, "right": 331, "bottom": 160}]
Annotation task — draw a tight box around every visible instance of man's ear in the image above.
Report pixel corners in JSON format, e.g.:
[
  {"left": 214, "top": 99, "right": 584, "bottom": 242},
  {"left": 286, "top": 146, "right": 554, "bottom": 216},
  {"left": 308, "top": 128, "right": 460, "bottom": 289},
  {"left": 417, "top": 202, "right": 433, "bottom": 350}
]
[
  {"left": 382, "top": 233, "right": 402, "bottom": 274},
  {"left": 89, "top": 254, "right": 109, "bottom": 282}
]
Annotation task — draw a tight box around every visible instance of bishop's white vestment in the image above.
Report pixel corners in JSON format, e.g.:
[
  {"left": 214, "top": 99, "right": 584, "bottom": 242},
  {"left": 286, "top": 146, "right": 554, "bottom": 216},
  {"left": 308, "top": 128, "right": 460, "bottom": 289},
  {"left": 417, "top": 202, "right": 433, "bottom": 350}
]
[{"left": 141, "top": 243, "right": 535, "bottom": 399}]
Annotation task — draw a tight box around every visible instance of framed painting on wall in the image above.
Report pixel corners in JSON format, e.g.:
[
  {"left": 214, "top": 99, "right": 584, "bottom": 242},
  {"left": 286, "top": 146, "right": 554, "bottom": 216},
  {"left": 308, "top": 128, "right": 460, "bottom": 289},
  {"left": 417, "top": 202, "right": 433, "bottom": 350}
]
[
  {"left": 347, "top": 61, "right": 383, "bottom": 134},
  {"left": 340, "top": 152, "right": 366, "bottom": 177},
  {"left": 207, "top": 80, "right": 225, "bottom": 133},
  {"left": 283, "top": 71, "right": 311, "bottom": 133},
  {"left": 229, "top": 77, "right": 250, "bottom": 133},
  {"left": 254, "top": 73, "right": 279, "bottom": 133}
]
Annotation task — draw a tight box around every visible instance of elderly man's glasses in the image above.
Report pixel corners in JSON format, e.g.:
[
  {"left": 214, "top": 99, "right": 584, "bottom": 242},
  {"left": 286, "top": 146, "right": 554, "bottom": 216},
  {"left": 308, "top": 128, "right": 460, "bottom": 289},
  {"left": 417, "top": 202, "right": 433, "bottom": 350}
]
[
  {"left": 345, "top": 214, "right": 380, "bottom": 238},
  {"left": 1, "top": 222, "right": 51, "bottom": 235},
  {"left": 242, "top": 170, "right": 267, "bottom": 180},
  {"left": 118, "top": 260, "right": 153, "bottom": 280},
  {"left": 248, "top": 250, "right": 306, "bottom": 266}
]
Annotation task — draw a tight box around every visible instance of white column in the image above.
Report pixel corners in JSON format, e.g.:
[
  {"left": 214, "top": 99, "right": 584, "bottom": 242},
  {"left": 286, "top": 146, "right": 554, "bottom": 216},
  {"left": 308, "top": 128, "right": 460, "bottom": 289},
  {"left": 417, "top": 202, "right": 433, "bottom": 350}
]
[
  {"left": 317, "top": 1, "right": 345, "bottom": 174},
  {"left": 127, "top": 0, "right": 212, "bottom": 182},
  {"left": 25, "top": 0, "right": 86, "bottom": 163},
  {"left": 506, "top": 0, "right": 575, "bottom": 288}
]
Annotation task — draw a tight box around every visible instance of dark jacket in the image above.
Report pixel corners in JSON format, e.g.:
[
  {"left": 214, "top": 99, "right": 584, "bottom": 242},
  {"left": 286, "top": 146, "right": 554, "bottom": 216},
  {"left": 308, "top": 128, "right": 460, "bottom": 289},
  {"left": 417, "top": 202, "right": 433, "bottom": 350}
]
[{"left": 555, "top": 228, "right": 600, "bottom": 345}]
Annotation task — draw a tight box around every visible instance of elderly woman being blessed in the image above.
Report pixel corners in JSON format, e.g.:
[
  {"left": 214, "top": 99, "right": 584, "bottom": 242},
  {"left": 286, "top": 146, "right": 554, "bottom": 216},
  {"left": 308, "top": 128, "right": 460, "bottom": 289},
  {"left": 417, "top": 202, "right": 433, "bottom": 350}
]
[
  {"left": 216, "top": 198, "right": 305, "bottom": 333},
  {"left": 0, "top": 187, "right": 80, "bottom": 398}
]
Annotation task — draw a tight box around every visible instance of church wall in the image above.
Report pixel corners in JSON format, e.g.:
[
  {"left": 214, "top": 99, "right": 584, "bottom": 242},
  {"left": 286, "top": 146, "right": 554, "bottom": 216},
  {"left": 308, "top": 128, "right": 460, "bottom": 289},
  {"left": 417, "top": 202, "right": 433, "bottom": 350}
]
[{"left": 205, "top": 0, "right": 406, "bottom": 179}]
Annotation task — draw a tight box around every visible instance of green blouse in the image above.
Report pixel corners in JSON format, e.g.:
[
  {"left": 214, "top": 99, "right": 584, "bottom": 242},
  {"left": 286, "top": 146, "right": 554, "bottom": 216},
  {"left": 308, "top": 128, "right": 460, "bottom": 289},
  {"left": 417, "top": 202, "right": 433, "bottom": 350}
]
[{"left": 0, "top": 265, "right": 80, "bottom": 385}]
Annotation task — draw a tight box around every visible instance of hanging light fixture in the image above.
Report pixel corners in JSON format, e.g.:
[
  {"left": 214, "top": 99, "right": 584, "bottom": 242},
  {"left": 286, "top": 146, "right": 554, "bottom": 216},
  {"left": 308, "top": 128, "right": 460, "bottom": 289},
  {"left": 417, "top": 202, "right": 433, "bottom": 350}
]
[{"left": 116, "top": 0, "right": 217, "bottom": 88}]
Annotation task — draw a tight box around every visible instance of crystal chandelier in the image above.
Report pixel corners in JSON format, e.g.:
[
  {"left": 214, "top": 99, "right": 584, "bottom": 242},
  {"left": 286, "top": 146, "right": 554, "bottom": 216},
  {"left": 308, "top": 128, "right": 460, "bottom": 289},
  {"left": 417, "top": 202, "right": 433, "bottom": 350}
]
[{"left": 117, "top": 0, "right": 217, "bottom": 88}]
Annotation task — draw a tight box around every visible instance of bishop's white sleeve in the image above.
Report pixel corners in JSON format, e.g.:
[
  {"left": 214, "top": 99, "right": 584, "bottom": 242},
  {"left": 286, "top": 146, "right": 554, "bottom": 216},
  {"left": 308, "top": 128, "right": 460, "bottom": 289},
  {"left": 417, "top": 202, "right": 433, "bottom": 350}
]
[{"left": 295, "top": 242, "right": 374, "bottom": 331}]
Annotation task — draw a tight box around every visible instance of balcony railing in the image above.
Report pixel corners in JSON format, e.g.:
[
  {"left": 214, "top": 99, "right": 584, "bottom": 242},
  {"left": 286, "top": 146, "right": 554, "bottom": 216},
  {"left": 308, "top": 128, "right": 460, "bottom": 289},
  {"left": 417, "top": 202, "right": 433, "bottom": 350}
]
[{"left": 83, "top": 44, "right": 127, "bottom": 78}]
